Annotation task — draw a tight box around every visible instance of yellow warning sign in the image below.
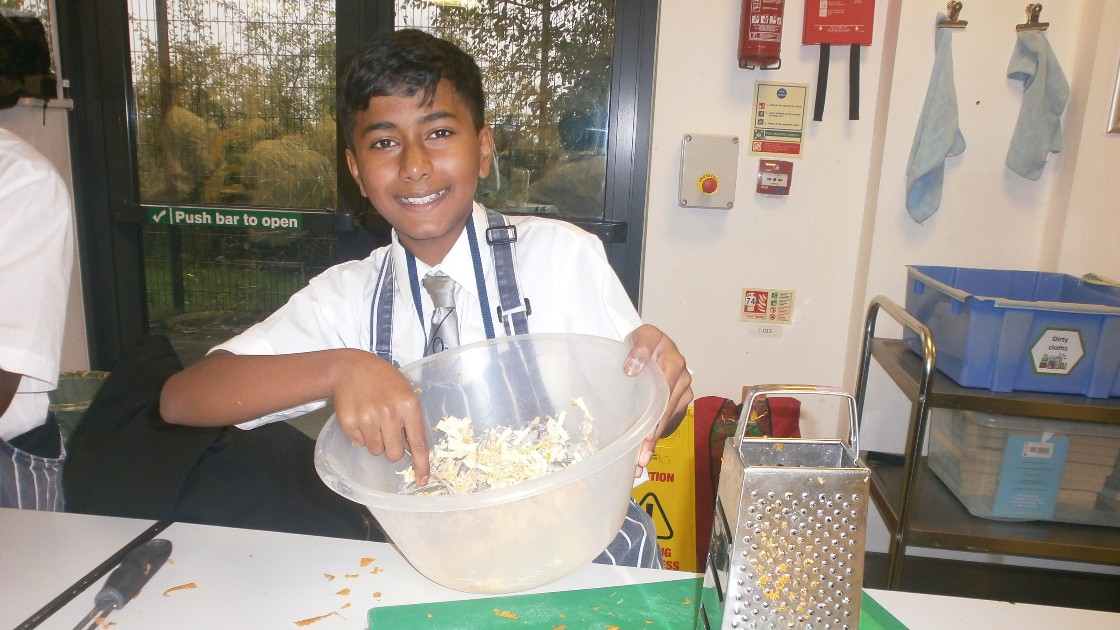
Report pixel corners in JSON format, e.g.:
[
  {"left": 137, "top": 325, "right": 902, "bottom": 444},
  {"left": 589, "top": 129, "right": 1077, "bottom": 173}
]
[
  {"left": 632, "top": 407, "right": 697, "bottom": 572},
  {"left": 635, "top": 491, "right": 673, "bottom": 540}
]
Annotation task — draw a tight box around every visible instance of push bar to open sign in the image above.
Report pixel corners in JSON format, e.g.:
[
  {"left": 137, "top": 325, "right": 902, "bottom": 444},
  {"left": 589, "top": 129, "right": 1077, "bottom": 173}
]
[{"left": 146, "top": 206, "right": 303, "bottom": 230}]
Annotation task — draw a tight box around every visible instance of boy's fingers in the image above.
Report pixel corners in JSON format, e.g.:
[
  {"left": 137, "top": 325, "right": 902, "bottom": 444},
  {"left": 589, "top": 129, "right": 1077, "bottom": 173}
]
[
  {"left": 637, "top": 434, "right": 656, "bottom": 468},
  {"left": 623, "top": 325, "right": 657, "bottom": 376},
  {"left": 662, "top": 374, "right": 694, "bottom": 437},
  {"left": 339, "top": 412, "right": 372, "bottom": 450},
  {"left": 403, "top": 412, "right": 431, "bottom": 485}
]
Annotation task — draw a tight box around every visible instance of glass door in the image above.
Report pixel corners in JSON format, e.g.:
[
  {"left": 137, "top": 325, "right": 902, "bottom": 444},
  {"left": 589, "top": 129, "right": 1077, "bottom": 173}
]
[
  {"left": 126, "top": 0, "right": 349, "bottom": 364},
  {"left": 389, "top": 0, "right": 656, "bottom": 302},
  {"left": 394, "top": 0, "right": 615, "bottom": 222}
]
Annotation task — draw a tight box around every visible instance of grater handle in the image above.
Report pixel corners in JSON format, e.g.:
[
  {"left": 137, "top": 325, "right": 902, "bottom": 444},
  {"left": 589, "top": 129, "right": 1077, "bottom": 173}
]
[{"left": 736, "top": 385, "right": 860, "bottom": 453}]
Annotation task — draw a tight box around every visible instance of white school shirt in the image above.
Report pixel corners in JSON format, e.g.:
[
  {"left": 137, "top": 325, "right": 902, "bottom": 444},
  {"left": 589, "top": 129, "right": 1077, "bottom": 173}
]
[
  {"left": 216, "top": 203, "right": 642, "bottom": 429},
  {"left": 0, "top": 129, "right": 75, "bottom": 441}
]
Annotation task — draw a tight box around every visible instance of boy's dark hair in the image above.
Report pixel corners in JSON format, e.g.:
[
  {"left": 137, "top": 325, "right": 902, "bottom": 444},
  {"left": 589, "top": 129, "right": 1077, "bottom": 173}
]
[
  {"left": 339, "top": 29, "right": 486, "bottom": 150},
  {"left": 0, "top": 12, "right": 56, "bottom": 109}
]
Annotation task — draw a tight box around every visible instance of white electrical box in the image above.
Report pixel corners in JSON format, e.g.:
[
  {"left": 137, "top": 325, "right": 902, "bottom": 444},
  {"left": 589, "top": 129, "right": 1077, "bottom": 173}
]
[{"left": 678, "top": 133, "right": 739, "bottom": 209}]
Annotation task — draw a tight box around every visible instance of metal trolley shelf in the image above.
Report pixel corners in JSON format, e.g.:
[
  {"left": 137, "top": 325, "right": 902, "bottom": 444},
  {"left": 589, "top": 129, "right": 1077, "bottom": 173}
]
[{"left": 854, "top": 296, "right": 1120, "bottom": 590}]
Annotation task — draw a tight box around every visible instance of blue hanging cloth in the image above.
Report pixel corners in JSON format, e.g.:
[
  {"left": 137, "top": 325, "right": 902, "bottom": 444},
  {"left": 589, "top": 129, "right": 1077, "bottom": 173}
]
[
  {"left": 1006, "top": 30, "right": 1069, "bottom": 181},
  {"left": 905, "top": 14, "right": 966, "bottom": 224}
]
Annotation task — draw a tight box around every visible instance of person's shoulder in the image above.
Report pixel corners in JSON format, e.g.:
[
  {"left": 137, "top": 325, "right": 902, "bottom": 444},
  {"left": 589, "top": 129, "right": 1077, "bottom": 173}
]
[
  {"left": 504, "top": 213, "right": 597, "bottom": 244},
  {"left": 307, "top": 243, "right": 391, "bottom": 290},
  {"left": 0, "top": 128, "right": 61, "bottom": 179}
]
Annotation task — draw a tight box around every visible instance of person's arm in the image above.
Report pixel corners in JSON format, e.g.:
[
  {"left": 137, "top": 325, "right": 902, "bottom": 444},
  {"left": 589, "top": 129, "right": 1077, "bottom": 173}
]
[
  {"left": 0, "top": 368, "right": 20, "bottom": 420},
  {"left": 160, "top": 349, "right": 432, "bottom": 483},
  {"left": 623, "top": 324, "right": 694, "bottom": 473}
]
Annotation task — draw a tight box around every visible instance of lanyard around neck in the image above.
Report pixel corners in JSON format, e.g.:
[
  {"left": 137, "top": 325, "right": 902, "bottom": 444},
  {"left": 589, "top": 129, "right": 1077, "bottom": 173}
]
[{"left": 403, "top": 218, "right": 494, "bottom": 339}]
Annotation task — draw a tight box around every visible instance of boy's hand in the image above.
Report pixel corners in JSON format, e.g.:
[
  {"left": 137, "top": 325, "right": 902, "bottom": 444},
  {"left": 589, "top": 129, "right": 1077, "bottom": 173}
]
[
  {"left": 623, "top": 324, "right": 693, "bottom": 476},
  {"left": 329, "top": 351, "right": 432, "bottom": 486}
]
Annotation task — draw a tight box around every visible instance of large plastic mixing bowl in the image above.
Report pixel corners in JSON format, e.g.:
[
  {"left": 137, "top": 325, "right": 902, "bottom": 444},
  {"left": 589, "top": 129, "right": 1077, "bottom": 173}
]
[{"left": 314, "top": 333, "right": 669, "bottom": 593}]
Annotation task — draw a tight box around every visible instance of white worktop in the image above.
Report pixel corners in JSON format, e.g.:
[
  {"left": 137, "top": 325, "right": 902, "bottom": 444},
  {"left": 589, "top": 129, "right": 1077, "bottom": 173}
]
[{"left": 1, "top": 508, "right": 1118, "bottom": 629}]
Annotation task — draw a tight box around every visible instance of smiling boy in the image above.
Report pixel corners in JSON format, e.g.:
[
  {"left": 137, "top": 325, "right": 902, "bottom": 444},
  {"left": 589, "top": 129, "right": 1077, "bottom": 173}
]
[{"left": 161, "top": 29, "right": 692, "bottom": 568}]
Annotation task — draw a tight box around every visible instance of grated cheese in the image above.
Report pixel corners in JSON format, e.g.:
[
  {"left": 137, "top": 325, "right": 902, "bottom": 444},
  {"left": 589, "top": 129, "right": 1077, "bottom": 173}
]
[{"left": 397, "top": 397, "right": 596, "bottom": 495}]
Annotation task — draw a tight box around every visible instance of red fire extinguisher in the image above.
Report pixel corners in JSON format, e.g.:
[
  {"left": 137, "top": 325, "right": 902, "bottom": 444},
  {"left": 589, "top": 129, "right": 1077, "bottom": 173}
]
[{"left": 738, "top": 0, "right": 785, "bottom": 69}]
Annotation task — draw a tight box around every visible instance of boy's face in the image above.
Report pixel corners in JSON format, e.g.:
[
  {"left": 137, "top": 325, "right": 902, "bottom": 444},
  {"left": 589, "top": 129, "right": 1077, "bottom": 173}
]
[{"left": 345, "top": 80, "right": 493, "bottom": 266}]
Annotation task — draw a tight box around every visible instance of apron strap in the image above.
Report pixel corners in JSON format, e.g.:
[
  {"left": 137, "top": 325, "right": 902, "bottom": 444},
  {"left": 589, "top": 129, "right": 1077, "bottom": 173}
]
[
  {"left": 370, "top": 209, "right": 532, "bottom": 365},
  {"left": 485, "top": 209, "right": 531, "bottom": 336},
  {"left": 372, "top": 253, "right": 398, "bottom": 367}
]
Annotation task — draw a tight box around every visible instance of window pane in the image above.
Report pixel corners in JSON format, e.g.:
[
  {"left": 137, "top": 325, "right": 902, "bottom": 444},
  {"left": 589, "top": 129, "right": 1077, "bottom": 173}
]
[
  {"left": 394, "top": 0, "right": 613, "bottom": 220},
  {"left": 126, "top": 1, "right": 340, "bottom": 365},
  {"left": 128, "top": 0, "right": 337, "bottom": 209}
]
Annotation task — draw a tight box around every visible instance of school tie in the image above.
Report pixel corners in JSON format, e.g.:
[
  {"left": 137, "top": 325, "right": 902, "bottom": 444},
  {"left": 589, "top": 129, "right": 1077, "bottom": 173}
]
[{"left": 423, "top": 273, "right": 459, "bottom": 356}]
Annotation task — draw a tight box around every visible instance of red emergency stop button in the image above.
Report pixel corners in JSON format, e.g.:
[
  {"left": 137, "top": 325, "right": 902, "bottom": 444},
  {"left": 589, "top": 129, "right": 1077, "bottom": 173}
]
[{"left": 699, "top": 174, "right": 719, "bottom": 195}]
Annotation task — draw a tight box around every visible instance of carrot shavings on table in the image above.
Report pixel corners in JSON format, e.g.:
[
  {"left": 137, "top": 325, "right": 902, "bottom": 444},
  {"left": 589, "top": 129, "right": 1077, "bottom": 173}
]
[
  {"left": 359, "top": 557, "right": 375, "bottom": 567},
  {"left": 323, "top": 573, "right": 335, "bottom": 581},
  {"left": 161, "top": 582, "right": 197, "bottom": 597},
  {"left": 335, "top": 588, "right": 350, "bottom": 596},
  {"left": 294, "top": 611, "right": 340, "bottom": 626},
  {"left": 493, "top": 609, "right": 519, "bottom": 619}
]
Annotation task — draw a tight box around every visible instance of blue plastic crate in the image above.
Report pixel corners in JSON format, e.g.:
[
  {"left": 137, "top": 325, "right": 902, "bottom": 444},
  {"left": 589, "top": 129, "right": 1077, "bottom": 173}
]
[{"left": 904, "top": 266, "right": 1120, "bottom": 398}]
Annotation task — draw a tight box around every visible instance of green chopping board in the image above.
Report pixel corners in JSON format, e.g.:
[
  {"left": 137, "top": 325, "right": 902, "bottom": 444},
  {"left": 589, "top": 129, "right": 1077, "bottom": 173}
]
[
  {"left": 369, "top": 578, "right": 702, "bottom": 628},
  {"left": 860, "top": 592, "right": 908, "bottom": 630},
  {"left": 367, "top": 579, "right": 908, "bottom": 629}
]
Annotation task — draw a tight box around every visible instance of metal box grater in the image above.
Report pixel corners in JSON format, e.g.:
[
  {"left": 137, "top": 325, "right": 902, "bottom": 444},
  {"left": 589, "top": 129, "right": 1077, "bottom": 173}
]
[{"left": 697, "top": 386, "right": 870, "bottom": 629}]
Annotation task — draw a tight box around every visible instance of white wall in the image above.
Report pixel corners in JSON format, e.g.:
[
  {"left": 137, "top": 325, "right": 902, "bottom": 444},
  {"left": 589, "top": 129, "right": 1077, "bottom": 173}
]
[
  {"left": 642, "top": 0, "right": 891, "bottom": 441},
  {"left": 642, "top": 0, "right": 1118, "bottom": 433},
  {"left": 641, "top": 0, "right": 1119, "bottom": 563},
  {"left": 0, "top": 100, "right": 89, "bottom": 373},
  {"left": 1058, "top": 1, "right": 1120, "bottom": 277}
]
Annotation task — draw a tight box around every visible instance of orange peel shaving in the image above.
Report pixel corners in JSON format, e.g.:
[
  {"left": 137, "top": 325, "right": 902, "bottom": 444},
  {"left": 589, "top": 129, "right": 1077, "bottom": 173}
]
[
  {"left": 294, "top": 611, "right": 340, "bottom": 626},
  {"left": 161, "top": 582, "right": 196, "bottom": 597}
]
